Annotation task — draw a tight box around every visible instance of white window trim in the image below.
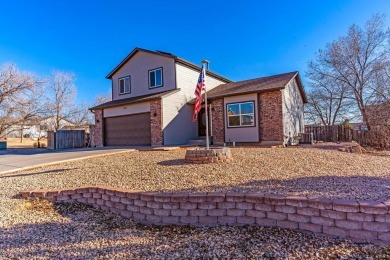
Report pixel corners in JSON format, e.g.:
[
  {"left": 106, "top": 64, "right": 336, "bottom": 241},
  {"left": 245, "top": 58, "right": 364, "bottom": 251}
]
[
  {"left": 148, "top": 68, "right": 163, "bottom": 88},
  {"left": 118, "top": 76, "right": 131, "bottom": 94},
  {"left": 227, "top": 101, "right": 255, "bottom": 128}
]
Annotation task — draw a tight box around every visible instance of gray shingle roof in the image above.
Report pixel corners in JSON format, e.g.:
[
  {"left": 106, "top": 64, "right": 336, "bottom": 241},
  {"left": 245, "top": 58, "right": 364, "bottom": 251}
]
[{"left": 206, "top": 71, "right": 306, "bottom": 102}]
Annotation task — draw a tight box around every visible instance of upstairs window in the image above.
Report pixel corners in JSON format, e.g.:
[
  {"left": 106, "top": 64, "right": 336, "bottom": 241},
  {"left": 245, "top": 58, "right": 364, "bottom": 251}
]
[
  {"left": 149, "top": 67, "right": 163, "bottom": 88},
  {"left": 119, "top": 76, "right": 131, "bottom": 94},
  {"left": 227, "top": 101, "right": 255, "bottom": 127}
]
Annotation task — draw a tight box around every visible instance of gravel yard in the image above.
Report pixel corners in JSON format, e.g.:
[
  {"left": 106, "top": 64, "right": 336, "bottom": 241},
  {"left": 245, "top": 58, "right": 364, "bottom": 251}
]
[
  {"left": 1, "top": 147, "right": 389, "bottom": 258},
  {"left": 1, "top": 201, "right": 389, "bottom": 259},
  {"left": 2, "top": 147, "right": 389, "bottom": 200}
]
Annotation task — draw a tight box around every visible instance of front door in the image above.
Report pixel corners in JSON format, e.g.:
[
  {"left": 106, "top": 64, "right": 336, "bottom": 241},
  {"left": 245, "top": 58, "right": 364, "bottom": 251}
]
[{"left": 198, "top": 108, "right": 206, "bottom": 136}]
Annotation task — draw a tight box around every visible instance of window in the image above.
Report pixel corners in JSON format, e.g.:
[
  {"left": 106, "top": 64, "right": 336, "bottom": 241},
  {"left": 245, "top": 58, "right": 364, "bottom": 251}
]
[
  {"left": 149, "top": 67, "right": 163, "bottom": 88},
  {"left": 119, "top": 76, "right": 131, "bottom": 94},
  {"left": 227, "top": 101, "right": 255, "bottom": 127}
]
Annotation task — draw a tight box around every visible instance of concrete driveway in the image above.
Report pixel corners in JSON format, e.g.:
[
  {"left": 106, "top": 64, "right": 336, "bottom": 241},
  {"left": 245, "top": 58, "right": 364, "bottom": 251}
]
[{"left": 0, "top": 147, "right": 136, "bottom": 174}]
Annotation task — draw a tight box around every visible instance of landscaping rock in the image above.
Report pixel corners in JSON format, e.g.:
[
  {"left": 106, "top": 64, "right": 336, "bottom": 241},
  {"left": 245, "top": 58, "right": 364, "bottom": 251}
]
[{"left": 1, "top": 147, "right": 390, "bottom": 257}]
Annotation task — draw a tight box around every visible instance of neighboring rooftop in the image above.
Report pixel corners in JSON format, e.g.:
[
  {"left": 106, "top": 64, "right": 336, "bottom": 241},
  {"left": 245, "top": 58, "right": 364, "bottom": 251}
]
[{"left": 206, "top": 71, "right": 307, "bottom": 102}]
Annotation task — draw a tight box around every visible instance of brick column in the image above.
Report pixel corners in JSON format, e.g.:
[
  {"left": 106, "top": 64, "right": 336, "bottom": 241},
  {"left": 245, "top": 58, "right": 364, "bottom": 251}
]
[
  {"left": 211, "top": 98, "right": 224, "bottom": 144},
  {"left": 259, "top": 91, "right": 283, "bottom": 142},
  {"left": 94, "top": 109, "right": 104, "bottom": 147},
  {"left": 150, "top": 99, "right": 163, "bottom": 146}
]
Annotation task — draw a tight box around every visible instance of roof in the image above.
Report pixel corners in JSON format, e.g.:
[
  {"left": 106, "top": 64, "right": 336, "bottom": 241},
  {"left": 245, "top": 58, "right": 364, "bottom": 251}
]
[
  {"left": 105, "top": 47, "right": 231, "bottom": 83},
  {"left": 89, "top": 89, "right": 178, "bottom": 110},
  {"left": 205, "top": 71, "right": 307, "bottom": 103}
]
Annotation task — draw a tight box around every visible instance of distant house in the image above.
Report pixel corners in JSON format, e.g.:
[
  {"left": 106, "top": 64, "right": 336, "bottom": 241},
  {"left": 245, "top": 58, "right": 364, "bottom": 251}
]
[
  {"left": 3, "top": 123, "right": 43, "bottom": 139},
  {"left": 90, "top": 47, "right": 307, "bottom": 146},
  {"left": 4, "top": 117, "right": 76, "bottom": 139}
]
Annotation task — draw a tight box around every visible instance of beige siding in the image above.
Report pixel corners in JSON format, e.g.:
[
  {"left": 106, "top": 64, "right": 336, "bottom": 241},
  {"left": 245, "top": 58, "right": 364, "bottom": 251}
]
[
  {"left": 281, "top": 77, "right": 304, "bottom": 145},
  {"left": 103, "top": 102, "right": 150, "bottom": 118},
  {"left": 111, "top": 51, "right": 176, "bottom": 100},
  {"left": 162, "top": 63, "right": 228, "bottom": 145},
  {"left": 224, "top": 93, "right": 259, "bottom": 142}
]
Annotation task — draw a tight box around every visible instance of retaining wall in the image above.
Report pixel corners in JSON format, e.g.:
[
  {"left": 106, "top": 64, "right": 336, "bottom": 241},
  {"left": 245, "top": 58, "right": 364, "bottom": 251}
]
[
  {"left": 18, "top": 186, "right": 390, "bottom": 245},
  {"left": 185, "top": 148, "right": 233, "bottom": 164}
]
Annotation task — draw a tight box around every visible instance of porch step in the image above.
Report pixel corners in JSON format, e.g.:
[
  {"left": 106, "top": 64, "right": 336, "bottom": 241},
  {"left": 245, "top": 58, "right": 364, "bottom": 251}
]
[{"left": 187, "top": 138, "right": 207, "bottom": 146}]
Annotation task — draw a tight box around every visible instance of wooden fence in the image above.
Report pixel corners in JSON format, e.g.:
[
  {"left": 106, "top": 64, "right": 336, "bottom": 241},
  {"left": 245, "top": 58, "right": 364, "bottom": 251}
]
[
  {"left": 47, "top": 130, "right": 85, "bottom": 149},
  {"left": 304, "top": 125, "right": 354, "bottom": 143},
  {"left": 304, "top": 125, "right": 390, "bottom": 148}
]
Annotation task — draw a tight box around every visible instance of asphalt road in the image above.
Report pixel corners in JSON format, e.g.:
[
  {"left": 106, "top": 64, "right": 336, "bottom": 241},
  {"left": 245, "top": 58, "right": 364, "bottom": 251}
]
[{"left": 0, "top": 147, "right": 135, "bottom": 174}]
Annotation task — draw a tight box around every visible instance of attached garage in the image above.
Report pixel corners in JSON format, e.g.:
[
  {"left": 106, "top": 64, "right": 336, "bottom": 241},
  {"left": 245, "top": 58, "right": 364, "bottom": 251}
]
[{"left": 104, "top": 113, "right": 151, "bottom": 146}]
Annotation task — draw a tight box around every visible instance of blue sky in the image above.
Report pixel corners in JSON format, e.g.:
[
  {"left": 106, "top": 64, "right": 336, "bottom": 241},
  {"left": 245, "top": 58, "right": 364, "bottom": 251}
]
[{"left": 1, "top": 0, "right": 389, "bottom": 104}]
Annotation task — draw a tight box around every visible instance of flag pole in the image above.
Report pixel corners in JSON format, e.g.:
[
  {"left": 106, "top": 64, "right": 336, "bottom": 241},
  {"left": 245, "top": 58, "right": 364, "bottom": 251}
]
[{"left": 202, "top": 60, "right": 210, "bottom": 150}]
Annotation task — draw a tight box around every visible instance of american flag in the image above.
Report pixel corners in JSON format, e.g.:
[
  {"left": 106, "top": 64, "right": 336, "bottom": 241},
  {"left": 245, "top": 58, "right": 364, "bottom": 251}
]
[{"left": 192, "top": 65, "right": 205, "bottom": 122}]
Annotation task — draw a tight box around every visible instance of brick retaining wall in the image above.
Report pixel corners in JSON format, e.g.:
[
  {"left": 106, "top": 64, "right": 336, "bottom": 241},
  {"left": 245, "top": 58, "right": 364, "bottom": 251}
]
[
  {"left": 185, "top": 148, "right": 233, "bottom": 164},
  {"left": 18, "top": 187, "right": 390, "bottom": 245}
]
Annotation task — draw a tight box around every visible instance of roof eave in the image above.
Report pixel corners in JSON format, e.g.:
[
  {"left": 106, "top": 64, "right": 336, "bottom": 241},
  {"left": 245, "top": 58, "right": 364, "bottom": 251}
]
[
  {"left": 207, "top": 87, "right": 286, "bottom": 101},
  {"left": 187, "top": 87, "right": 285, "bottom": 104},
  {"left": 89, "top": 89, "right": 180, "bottom": 110},
  {"left": 175, "top": 58, "right": 232, "bottom": 83},
  {"left": 293, "top": 72, "right": 308, "bottom": 103}
]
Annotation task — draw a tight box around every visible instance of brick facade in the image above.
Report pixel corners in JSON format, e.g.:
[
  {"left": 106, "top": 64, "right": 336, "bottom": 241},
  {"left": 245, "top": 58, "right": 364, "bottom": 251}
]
[
  {"left": 20, "top": 187, "right": 390, "bottom": 245},
  {"left": 150, "top": 99, "right": 163, "bottom": 146},
  {"left": 211, "top": 92, "right": 284, "bottom": 145},
  {"left": 211, "top": 99, "right": 224, "bottom": 144},
  {"left": 93, "top": 109, "right": 104, "bottom": 147},
  {"left": 94, "top": 91, "right": 285, "bottom": 147},
  {"left": 258, "top": 91, "right": 283, "bottom": 142}
]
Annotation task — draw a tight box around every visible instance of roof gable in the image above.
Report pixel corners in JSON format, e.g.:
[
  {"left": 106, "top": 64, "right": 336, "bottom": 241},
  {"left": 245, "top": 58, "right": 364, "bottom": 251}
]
[
  {"left": 106, "top": 48, "right": 175, "bottom": 79},
  {"left": 106, "top": 47, "right": 231, "bottom": 83}
]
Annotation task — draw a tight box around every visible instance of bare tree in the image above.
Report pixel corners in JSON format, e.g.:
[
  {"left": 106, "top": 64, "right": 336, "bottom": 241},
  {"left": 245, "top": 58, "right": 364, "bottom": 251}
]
[
  {"left": 93, "top": 92, "right": 111, "bottom": 106},
  {"left": 45, "top": 71, "right": 79, "bottom": 131},
  {"left": 305, "top": 77, "right": 353, "bottom": 126},
  {"left": 306, "top": 14, "right": 390, "bottom": 130},
  {"left": 0, "top": 64, "right": 43, "bottom": 138},
  {"left": 371, "top": 62, "right": 390, "bottom": 103},
  {"left": 70, "top": 92, "right": 111, "bottom": 127}
]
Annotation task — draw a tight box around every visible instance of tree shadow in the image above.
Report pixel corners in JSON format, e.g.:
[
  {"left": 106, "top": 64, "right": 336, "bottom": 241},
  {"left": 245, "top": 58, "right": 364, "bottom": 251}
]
[
  {"left": 0, "top": 202, "right": 153, "bottom": 258},
  {"left": 157, "top": 159, "right": 186, "bottom": 166},
  {"left": 169, "top": 175, "right": 390, "bottom": 201},
  {"left": 1, "top": 168, "right": 78, "bottom": 179},
  {"left": 2, "top": 200, "right": 388, "bottom": 258},
  {"left": 364, "top": 151, "right": 390, "bottom": 157},
  {"left": 0, "top": 146, "right": 136, "bottom": 156}
]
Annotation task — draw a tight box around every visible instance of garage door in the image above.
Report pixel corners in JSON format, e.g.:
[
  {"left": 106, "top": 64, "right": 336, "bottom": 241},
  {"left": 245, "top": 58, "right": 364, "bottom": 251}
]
[{"left": 104, "top": 113, "right": 151, "bottom": 146}]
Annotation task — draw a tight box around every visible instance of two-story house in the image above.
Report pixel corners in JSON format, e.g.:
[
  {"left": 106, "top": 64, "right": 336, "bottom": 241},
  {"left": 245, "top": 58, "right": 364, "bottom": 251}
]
[{"left": 90, "top": 47, "right": 307, "bottom": 147}]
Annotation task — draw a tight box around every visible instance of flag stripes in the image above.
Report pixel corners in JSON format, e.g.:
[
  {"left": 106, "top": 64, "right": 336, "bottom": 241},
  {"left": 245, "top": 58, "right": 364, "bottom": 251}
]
[{"left": 192, "top": 65, "right": 205, "bottom": 122}]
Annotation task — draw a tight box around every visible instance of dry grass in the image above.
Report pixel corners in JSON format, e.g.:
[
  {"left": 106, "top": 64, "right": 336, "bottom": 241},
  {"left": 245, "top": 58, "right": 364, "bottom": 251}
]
[{"left": 4, "top": 138, "right": 47, "bottom": 148}]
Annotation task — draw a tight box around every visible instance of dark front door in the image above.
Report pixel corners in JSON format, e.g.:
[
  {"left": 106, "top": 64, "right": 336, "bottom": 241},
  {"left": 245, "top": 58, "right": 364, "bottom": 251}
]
[{"left": 198, "top": 108, "right": 206, "bottom": 136}]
